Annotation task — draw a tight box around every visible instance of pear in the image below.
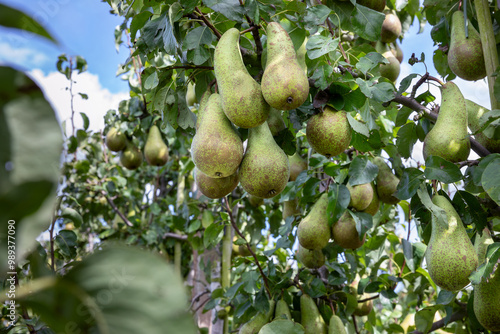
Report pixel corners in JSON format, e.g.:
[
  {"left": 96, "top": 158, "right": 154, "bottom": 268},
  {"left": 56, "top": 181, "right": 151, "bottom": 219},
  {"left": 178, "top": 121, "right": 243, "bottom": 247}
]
[
  {"left": 448, "top": 10, "right": 486, "bottom": 81},
  {"left": 239, "top": 300, "right": 275, "bottom": 334},
  {"left": 380, "top": 13, "right": 402, "bottom": 43},
  {"left": 300, "top": 294, "right": 327, "bottom": 334},
  {"left": 274, "top": 298, "right": 292, "bottom": 320},
  {"left": 105, "top": 126, "right": 126, "bottom": 152},
  {"left": 473, "top": 228, "right": 500, "bottom": 331},
  {"left": 186, "top": 82, "right": 196, "bottom": 106},
  {"left": 377, "top": 41, "right": 400, "bottom": 82},
  {"left": 289, "top": 152, "right": 308, "bottom": 181},
  {"left": 328, "top": 314, "right": 346, "bottom": 334},
  {"left": 267, "top": 107, "right": 285, "bottom": 136},
  {"left": 214, "top": 28, "right": 270, "bottom": 128},
  {"left": 259, "top": 320, "right": 305, "bottom": 333},
  {"left": 296, "top": 244, "right": 325, "bottom": 269},
  {"left": 423, "top": 81, "right": 470, "bottom": 162},
  {"left": 348, "top": 182, "right": 374, "bottom": 211},
  {"left": 248, "top": 195, "right": 264, "bottom": 207},
  {"left": 261, "top": 22, "right": 309, "bottom": 110},
  {"left": 283, "top": 198, "right": 301, "bottom": 220},
  {"left": 372, "top": 157, "right": 400, "bottom": 205},
  {"left": 362, "top": 183, "right": 380, "bottom": 216},
  {"left": 425, "top": 195, "right": 478, "bottom": 291},
  {"left": 392, "top": 41, "right": 403, "bottom": 63},
  {"left": 297, "top": 193, "right": 331, "bottom": 250},
  {"left": 332, "top": 211, "right": 366, "bottom": 249},
  {"left": 191, "top": 94, "right": 244, "bottom": 178},
  {"left": 296, "top": 37, "right": 308, "bottom": 75},
  {"left": 306, "top": 107, "right": 352, "bottom": 158},
  {"left": 194, "top": 167, "right": 239, "bottom": 199},
  {"left": 232, "top": 236, "right": 256, "bottom": 257},
  {"left": 144, "top": 125, "right": 169, "bottom": 166},
  {"left": 358, "top": 0, "right": 386, "bottom": 12},
  {"left": 120, "top": 140, "right": 143, "bottom": 170},
  {"left": 466, "top": 99, "right": 500, "bottom": 153},
  {"left": 239, "top": 121, "right": 290, "bottom": 198},
  {"left": 353, "top": 294, "right": 373, "bottom": 316},
  {"left": 196, "top": 89, "right": 212, "bottom": 130}
]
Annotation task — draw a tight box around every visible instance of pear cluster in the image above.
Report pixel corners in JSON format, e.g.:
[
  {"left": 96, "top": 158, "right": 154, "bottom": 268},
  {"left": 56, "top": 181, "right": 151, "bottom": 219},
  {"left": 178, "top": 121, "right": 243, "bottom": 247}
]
[
  {"left": 191, "top": 23, "right": 310, "bottom": 200},
  {"left": 105, "top": 124, "right": 169, "bottom": 170},
  {"left": 376, "top": 12, "right": 403, "bottom": 82}
]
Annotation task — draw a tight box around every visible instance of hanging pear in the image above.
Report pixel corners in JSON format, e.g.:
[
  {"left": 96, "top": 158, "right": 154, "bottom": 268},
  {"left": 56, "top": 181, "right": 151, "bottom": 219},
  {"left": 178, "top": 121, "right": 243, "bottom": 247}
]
[
  {"left": 328, "top": 314, "right": 346, "bottom": 334},
  {"left": 423, "top": 81, "right": 470, "bottom": 162},
  {"left": 267, "top": 107, "right": 285, "bottom": 136},
  {"left": 297, "top": 193, "right": 330, "bottom": 250},
  {"left": 380, "top": 13, "right": 402, "bottom": 43},
  {"left": 296, "top": 37, "right": 308, "bottom": 75},
  {"left": 332, "top": 211, "right": 366, "bottom": 249},
  {"left": 377, "top": 41, "right": 400, "bottom": 82},
  {"left": 214, "top": 28, "right": 270, "bottom": 128},
  {"left": 194, "top": 167, "right": 239, "bottom": 199},
  {"left": 196, "top": 89, "right": 212, "bottom": 130},
  {"left": 362, "top": 183, "right": 380, "bottom": 216},
  {"left": 105, "top": 126, "right": 127, "bottom": 152},
  {"left": 144, "top": 125, "right": 169, "bottom": 166},
  {"left": 274, "top": 298, "right": 292, "bottom": 321},
  {"left": 348, "top": 182, "right": 375, "bottom": 211},
  {"left": 283, "top": 198, "right": 301, "bottom": 220},
  {"left": 372, "top": 157, "right": 400, "bottom": 204},
  {"left": 239, "top": 121, "right": 290, "bottom": 198},
  {"left": 261, "top": 22, "right": 309, "bottom": 110},
  {"left": 185, "top": 82, "right": 196, "bottom": 106},
  {"left": 120, "top": 140, "right": 143, "bottom": 170},
  {"left": 306, "top": 106, "right": 352, "bottom": 158},
  {"left": 191, "top": 94, "right": 244, "bottom": 178},
  {"left": 425, "top": 195, "right": 478, "bottom": 291},
  {"left": 466, "top": 99, "right": 500, "bottom": 153},
  {"left": 289, "top": 151, "right": 308, "bottom": 181},
  {"left": 239, "top": 300, "right": 275, "bottom": 334},
  {"left": 448, "top": 10, "right": 486, "bottom": 81},
  {"left": 473, "top": 228, "right": 500, "bottom": 331},
  {"left": 296, "top": 244, "right": 325, "bottom": 269},
  {"left": 300, "top": 294, "right": 327, "bottom": 334}
]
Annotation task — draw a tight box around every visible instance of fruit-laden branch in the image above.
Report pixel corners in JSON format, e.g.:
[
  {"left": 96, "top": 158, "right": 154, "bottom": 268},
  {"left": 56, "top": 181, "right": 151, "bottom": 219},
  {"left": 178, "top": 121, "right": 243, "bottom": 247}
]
[
  {"left": 224, "top": 197, "right": 272, "bottom": 298},
  {"left": 101, "top": 191, "right": 133, "bottom": 227},
  {"left": 391, "top": 94, "right": 492, "bottom": 157},
  {"left": 409, "top": 309, "right": 467, "bottom": 334},
  {"left": 194, "top": 7, "right": 222, "bottom": 39}
]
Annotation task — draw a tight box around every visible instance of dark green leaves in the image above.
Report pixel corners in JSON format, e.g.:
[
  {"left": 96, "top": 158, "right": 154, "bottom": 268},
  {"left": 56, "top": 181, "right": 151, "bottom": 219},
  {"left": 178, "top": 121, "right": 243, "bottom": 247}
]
[
  {"left": 306, "top": 35, "right": 339, "bottom": 59},
  {"left": 351, "top": 4, "right": 385, "bottom": 41},
  {"left": 348, "top": 156, "right": 379, "bottom": 185},
  {"left": 356, "top": 52, "right": 387, "bottom": 75},
  {"left": 396, "top": 168, "right": 424, "bottom": 200},
  {"left": 481, "top": 157, "right": 500, "bottom": 205},
  {"left": 55, "top": 230, "right": 78, "bottom": 258},
  {"left": 204, "top": 0, "right": 245, "bottom": 22},
  {"left": 185, "top": 26, "right": 215, "bottom": 49},
  {"left": 327, "top": 184, "right": 350, "bottom": 225},
  {"left": 424, "top": 156, "right": 462, "bottom": 183},
  {"left": 396, "top": 123, "right": 418, "bottom": 158}
]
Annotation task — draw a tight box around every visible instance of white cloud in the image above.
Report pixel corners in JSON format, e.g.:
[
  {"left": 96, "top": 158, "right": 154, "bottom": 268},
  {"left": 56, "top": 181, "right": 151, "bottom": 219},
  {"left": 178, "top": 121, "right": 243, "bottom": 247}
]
[
  {"left": 0, "top": 41, "right": 49, "bottom": 66},
  {"left": 29, "top": 69, "right": 129, "bottom": 133}
]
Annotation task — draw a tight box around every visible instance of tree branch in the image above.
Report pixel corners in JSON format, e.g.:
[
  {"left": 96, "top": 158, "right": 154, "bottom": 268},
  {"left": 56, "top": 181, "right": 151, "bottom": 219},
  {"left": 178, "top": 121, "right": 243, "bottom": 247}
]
[
  {"left": 195, "top": 7, "right": 222, "bottom": 39},
  {"left": 163, "top": 232, "right": 188, "bottom": 241},
  {"left": 358, "top": 294, "right": 380, "bottom": 303},
  {"left": 410, "top": 309, "right": 467, "bottom": 334},
  {"left": 102, "top": 191, "right": 133, "bottom": 227},
  {"left": 164, "top": 64, "right": 214, "bottom": 71}
]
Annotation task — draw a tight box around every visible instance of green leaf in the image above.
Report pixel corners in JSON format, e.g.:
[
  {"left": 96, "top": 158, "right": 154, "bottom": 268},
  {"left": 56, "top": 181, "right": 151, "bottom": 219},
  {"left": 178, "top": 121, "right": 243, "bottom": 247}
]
[
  {"left": 356, "top": 52, "right": 387, "bottom": 75},
  {"left": 18, "top": 246, "right": 197, "bottom": 334},
  {"left": 402, "top": 239, "right": 414, "bottom": 271},
  {"left": 306, "top": 35, "right": 339, "bottom": 59},
  {"left": 204, "top": 222, "right": 224, "bottom": 249},
  {"left": 351, "top": 4, "right": 385, "bottom": 41},
  {"left": 144, "top": 71, "right": 159, "bottom": 90},
  {"left": 204, "top": 0, "right": 245, "bottom": 22},
  {"left": 355, "top": 79, "right": 395, "bottom": 103},
  {"left": 469, "top": 243, "right": 500, "bottom": 284},
  {"left": 259, "top": 319, "right": 305, "bottom": 334},
  {"left": 185, "top": 26, "right": 214, "bottom": 50},
  {"left": 327, "top": 184, "right": 350, "bottom": 225},
  {"left": 424, "top": 156, "right": 463, "bottom": 183},
  {"left": 130, "top": 11, "right": 152, "bottom": 41},
  {"left": 397, "top": 74, "right": 419, "bottom": 95},
  {"left": 350, "top": 211, "right": 373, "bottom": 240},
  {"left": 187, "top": 47, "right": 210, "bottom": 65},
  {"left": 55, "top": 230, "right": 78, "bottom": 258},
  {"left": 0, "top": 4, "right": 57, "bottom": 43},
  {"left": 396, "top": 168, "right": 424, "bottom": 200},
  {"left": 481, "top": 157, "right": 500, "bottom": 206},
  {"left": 415, "top": 307, "right": 439, "bottom": 333},
  {"left": 303, "top": 5, "right": 332, "bottom": 30},
  {"left": 417, "top": 186, "right": 447, "bottom": 227},
  {"left": 436, "top": 290, "right": 456, "bottom": 305},
  {"left": 347, "top": 156, "right": 379, "bottom": 185},
  {"left": 347, "top": 113, "right": 370, "bottom": 136},
  {"left": 58, "top": 207, "right": 83, "bottom": 228}
]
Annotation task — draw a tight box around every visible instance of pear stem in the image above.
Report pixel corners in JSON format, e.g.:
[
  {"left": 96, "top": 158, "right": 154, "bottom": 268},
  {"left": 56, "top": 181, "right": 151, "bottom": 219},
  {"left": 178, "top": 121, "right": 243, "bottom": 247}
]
[{"left": 474, "top": 0, "right": 499, "bottom": 109}]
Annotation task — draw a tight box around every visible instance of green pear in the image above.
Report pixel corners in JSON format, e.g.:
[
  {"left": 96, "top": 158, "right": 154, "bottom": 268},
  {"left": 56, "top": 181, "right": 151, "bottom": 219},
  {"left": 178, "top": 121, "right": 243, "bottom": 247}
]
[
  {"left": 120, "top": 140, "right": 143, "bottom": 170},
  {"left": 425, "top": 195, "right": 478, "bottom": 291},
  {"left": 377, "top": 41, "right": 400, "bottom": 82},
  {"left": 144, "top": 125, "right": 169, "bottom": 166},
  {"left": 239, "top": 121, "right": 290, "bottom": 198},
  {"left": 289, "top": 152, "right": 308, "bottom": 181},
  {"left": 274, "top": 298, "right": 292, "bottom": 320},
  {"left": 362, "top": 183, "right": 380, "bottom": 216},
  {"left": 248, "top": 195, "right": 264, "bottom": 207},
  {"left": 105, "top": 126, "right": 126, "bottom": 152},
  {"left": 300, "top": 294, "right": 327, "bottom": 334},
  {"left": 296, "top": 244, "right": 325, "bottom": 269},
  {"left": 186, "top": 82, "right": 196, "bottom": 106},
  {"left": 283, "top": 198, "right": 301, "bottom": 220},
  {"left": 259, "top": 319, "right": 305, "bottom": 333},
  {"left": 353, "top": 293, "right": 373, "bottom": 316},
  {"left": 358, "top": 0, "right": 386, "bottom": 11},
  {"left": 297, "top": 193, "right": 331, "bottom": 250},
  {"left": 466, "top": 99, "right": 500, "bottom": 153},
  {"left": 194, "top": 167, "right": 239, "bottom": 199},
  {"left": 380, "top": 13, "right": 401, "bottom": 43},
  {"left": 261, "top": 22, "right": 309, "bottom": 110},
  {"left": 328, "top": 314, "right": 346, "bottom": 334},
  {"left": 448, "top": 10, "right": 486, "bottom": 81},
  {"left": 232, "top": 236, "right": 256, "bottom": 257},
  {"left": 196, "top": 89, "right": 212, "bottom": 130},
  {"left": 332, "top": 211, "right": 366, "bottom": 249},
  {"left": 348, "top": 182, "right": 374, "bottom": 211},
  {"left": 473, "top": 228, "right": 500, "bottom": 331},
  {"left": 267, "top": 107, "right": 285, "bottom": 136},
  {"left": 306, "top": 107, "right": 352, "bottom": 158},
  {"left": 191, "top": 94, "right": 244, "bottom": 178},
  {"left": 423, "top": 81, "right": 470, "bottom": 162},
  {"left": 296, "top": 37, "right": 308, "bottom": 75},
  {"left": 392, "top": 41, "right": 403, "bottom": 63},
  {"left": 214, "top": 28, "right": 270, "bottom": 128},
  {"left": 372, "top": 157, "right": 400, "bottom": 205},
  {"left": 239, "top": 300, "right": 275, "bottom": 334}
]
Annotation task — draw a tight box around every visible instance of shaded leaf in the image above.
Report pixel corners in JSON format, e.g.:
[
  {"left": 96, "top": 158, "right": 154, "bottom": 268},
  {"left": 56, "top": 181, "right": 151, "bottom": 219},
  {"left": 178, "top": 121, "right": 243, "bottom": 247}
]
[{"left": 424, "top": 156, "right": 462, "bottom": 184}]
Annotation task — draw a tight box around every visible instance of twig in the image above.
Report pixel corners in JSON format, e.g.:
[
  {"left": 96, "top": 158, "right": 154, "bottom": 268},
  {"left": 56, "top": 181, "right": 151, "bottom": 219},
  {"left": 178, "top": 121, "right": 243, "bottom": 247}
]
[
  {"left": 195, "top": 7, "right": 222, "bottom": 39},
  {"left": 163, "top": 232, "right": 188, "bottom": 241},
  {"left": 240, "top": 25, "right": 260, "bottom": 35},
  {"left": 49, "top": 196, "right": 63, "bottom": 272},
  {"left": 315, "top": 0, "right": 349, "bottom": 63},
  {"left": 102, "top": 190, "right": 133, "bottom": 227},
  {"left": 410, "top": 72, "right": 429, "bottom": 99},
  {"left": 457, "top": 160, "right": 480, "bottom": 168},
  {"left": 189, "top": 290, "right": 211, "bottom": 310},
  {"left": 192, "top": 297, "right": 212, "bottom": 313},
  {"left": 410, "top": 309, "right": 467, "bottom": 334},
  {"left": 164, "top": 64, "right": 214, "bottom": 71},
  {"left": 224, "top": 197, "right": 272, "bottom": 298},
  {"left": 352, "top": 314, "right": 360, "bottom": 334},
  {"left": 357, "top": 294, "right": 379, "bottom": 303}
]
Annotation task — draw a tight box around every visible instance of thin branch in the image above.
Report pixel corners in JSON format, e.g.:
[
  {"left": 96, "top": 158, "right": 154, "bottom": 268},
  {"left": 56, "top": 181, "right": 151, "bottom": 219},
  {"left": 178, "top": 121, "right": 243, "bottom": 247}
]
[
  {"left": 49, "top": 196, "right": 63, "bottom": 272},
  {"left": 410, "top": 309, "right": 467, "bottom": 334},
  {"left": 189, "top": 290, "right": 211, "bottom": 310},
  {"left": 163, "top": 232, "right": 188, "bottom": 241},
  {"left": 352, "top": 314, "right": 360, "bottom": 334},
  {"left": 195, "top": 7, "right": 222, "bottom": 39},
  {"left": 164, "top": 64, "right": 214, "bottom": 71},
  {"left": 358, "top": 294, "right": 380, "bottom": 303},
  {"left": 102, "top": 190, "right": 133, "bottom": 227},
  {"left": 410, "top": 72, "right": 429, "bottom": 99},
  {"left": 224, "top": 197, "right": 272, "bottom": 298}
]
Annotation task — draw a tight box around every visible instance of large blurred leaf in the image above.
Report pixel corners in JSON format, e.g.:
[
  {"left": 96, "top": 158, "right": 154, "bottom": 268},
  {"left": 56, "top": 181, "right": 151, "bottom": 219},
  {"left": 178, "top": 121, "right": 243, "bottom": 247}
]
[
  {"left": 396, "top": 167, "right": 424, "bottom": 200},
  {"left": 15, "top": 246, "right": 197, "bottom": 334},
  {"left": 0, "top": 4, "right": 57, "bottom": 43},
  {"left": 481, "top": 157, "right": 500, "bottom": 206}
]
